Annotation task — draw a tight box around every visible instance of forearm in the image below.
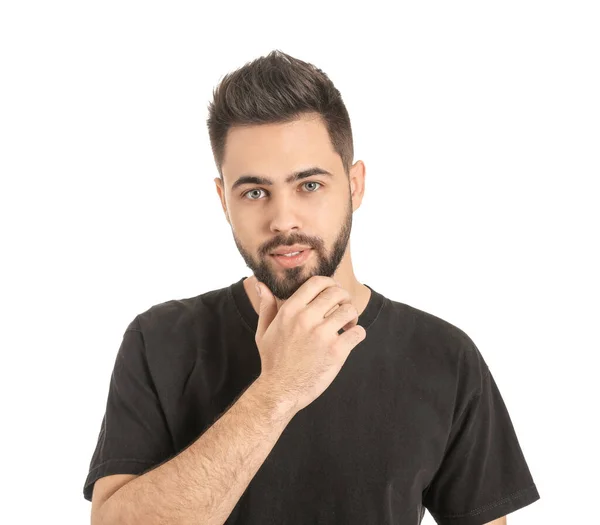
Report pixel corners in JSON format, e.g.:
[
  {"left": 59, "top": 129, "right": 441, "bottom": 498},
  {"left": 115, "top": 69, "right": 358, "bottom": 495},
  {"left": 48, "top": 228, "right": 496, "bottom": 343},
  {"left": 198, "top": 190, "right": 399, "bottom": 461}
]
[{"left": 96, "top": 378, "right": 297, "bottom": 525}]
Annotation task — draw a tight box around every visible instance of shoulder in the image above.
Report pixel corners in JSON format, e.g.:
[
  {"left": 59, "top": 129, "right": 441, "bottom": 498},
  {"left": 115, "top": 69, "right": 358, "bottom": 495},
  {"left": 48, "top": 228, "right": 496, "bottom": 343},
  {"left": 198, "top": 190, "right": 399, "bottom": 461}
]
[
  {"left": 120, "top": 283, "right": 234, "bottom": 369},
  {"left": 383, "top": 297, "right": 487, "bottom": 390},
  {"left": 383, "top": 297, "right": 475, "bottom": 352},
  {"left": 131, "top": 283, "right": 232, "bottom": 335},
  {"left": 409, "top": 302, "right": 475, "bottom": 351},
  {"left": 117, "top": 283, "right": 237, "bottom": 383}
]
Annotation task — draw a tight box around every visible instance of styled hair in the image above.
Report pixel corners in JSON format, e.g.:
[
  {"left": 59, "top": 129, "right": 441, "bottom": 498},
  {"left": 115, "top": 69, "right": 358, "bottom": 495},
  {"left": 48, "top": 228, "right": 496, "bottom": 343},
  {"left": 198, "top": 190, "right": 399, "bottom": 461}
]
[{"left": 207, "top": 50, "right": 354, "bottom": 181}]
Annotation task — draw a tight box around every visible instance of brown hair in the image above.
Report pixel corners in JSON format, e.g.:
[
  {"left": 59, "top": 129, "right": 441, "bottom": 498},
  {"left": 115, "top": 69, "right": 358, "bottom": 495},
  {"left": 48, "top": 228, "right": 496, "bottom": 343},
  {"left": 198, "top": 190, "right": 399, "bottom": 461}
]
[{"left": 207, "top": 50, "right": 354, "bottom": 181}]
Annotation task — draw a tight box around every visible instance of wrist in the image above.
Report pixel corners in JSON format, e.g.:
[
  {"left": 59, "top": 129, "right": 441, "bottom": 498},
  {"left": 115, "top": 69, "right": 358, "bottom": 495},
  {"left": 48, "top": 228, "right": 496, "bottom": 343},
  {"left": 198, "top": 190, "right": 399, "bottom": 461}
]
[{"left": 249, "top": 377, "right": 298, "bottom": 421}]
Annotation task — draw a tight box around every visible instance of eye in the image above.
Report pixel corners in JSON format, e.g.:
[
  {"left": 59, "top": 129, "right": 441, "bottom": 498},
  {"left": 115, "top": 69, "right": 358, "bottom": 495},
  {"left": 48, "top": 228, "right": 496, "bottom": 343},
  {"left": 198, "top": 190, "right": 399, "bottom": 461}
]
[
  {"left": 242, "top": 181, "right": 323, "bottom": 200},
  {"left": 303, "top": 181, "right": 321, "bottom": 192}
]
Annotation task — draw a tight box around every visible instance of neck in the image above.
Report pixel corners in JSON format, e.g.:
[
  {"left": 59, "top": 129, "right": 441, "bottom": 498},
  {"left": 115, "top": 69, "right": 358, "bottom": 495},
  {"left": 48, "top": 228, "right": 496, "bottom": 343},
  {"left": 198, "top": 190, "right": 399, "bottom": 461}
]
[{"left": 243, "top": 272, "right": 371, "bottom": 318}]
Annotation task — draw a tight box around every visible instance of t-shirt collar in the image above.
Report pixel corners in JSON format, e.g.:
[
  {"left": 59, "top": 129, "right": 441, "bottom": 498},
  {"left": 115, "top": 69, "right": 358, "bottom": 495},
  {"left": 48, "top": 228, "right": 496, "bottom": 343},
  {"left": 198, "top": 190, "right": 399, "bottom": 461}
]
[{"left": 230, "top": 276, "right": 385, "bottom": 334}]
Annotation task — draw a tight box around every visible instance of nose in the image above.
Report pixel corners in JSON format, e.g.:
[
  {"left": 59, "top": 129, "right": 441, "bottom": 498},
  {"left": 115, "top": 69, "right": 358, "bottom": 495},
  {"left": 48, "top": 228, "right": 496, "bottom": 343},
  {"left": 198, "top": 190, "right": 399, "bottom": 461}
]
[{"left": 268, "top": 195, "right": 303, "bottom": 234}]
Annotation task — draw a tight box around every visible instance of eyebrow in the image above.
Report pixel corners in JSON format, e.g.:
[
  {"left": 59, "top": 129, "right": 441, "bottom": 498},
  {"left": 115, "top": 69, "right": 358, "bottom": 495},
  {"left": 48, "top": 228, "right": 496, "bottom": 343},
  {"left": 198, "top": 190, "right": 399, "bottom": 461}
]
[{"left": 231, "top": 167, "right": 334, "bottom": 191}]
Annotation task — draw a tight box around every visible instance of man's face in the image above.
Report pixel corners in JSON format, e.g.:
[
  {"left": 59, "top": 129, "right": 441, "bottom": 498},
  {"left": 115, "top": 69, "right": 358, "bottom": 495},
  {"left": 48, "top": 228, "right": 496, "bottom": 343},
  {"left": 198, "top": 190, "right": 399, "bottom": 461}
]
[{"left": 216, "top": 112, "right": 359, "bottom": 300}]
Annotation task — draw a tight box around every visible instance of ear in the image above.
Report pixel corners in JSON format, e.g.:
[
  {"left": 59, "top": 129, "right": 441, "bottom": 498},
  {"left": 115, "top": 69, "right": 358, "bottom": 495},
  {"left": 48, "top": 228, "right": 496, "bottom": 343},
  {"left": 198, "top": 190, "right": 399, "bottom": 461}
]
[{"left": 349, "top": 160, "right": 366, "bottom": 211}]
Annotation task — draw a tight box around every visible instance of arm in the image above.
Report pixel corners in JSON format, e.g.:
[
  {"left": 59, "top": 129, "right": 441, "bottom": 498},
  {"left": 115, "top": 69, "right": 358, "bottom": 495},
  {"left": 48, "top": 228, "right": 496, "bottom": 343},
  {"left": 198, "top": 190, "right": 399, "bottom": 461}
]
[
  {"left": 93, "top": 377, "right": 297, "bottom": 525},
  {"left": 484, "top": 518, "right": 506, "bottom": 525}
]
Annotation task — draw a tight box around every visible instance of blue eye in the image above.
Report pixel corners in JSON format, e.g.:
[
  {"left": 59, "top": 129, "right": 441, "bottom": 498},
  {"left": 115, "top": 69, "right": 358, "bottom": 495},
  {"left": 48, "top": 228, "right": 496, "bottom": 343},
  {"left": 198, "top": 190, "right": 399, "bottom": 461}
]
[{"left": 243, "top": 181, "right": 322, "bottom": 200}]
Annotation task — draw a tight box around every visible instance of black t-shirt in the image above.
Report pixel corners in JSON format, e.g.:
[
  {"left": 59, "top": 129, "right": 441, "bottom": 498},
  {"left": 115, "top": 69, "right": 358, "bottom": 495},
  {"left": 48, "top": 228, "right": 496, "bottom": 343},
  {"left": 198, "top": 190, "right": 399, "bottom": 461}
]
[{"left": 83, "top": 277, "right": 540, "bottom": 524}]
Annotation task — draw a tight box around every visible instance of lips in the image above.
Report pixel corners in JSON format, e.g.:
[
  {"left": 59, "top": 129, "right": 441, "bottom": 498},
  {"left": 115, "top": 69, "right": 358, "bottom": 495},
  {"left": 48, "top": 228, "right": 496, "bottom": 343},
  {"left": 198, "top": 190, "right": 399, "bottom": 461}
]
[
  {"left": 270, "top": 248, "right": 313, "bottom": 268},
  {"left": 270, "top": 245, "right": 312, "bottom": 255}
]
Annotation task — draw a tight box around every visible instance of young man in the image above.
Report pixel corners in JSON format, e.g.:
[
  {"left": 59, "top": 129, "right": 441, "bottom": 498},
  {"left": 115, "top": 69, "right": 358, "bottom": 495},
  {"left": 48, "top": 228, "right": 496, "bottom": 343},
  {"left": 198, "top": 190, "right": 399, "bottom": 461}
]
[{"left": 84, "top": 50, "right": 540, "bottom": 525}]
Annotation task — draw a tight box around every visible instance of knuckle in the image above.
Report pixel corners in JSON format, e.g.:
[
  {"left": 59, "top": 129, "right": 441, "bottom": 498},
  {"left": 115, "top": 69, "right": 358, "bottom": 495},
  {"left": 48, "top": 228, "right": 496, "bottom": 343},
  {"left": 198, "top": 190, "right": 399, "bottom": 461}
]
[
  {"left": 325, "top": 285, "right": 349, "bottom": 302},
  {"left": 340, "top": 303, "right": 358, "bottom": 317},
  {"left": 319, "top": 275, "right": 339, "bottom": 291},
  {"left": 336, "top": 287, "right": 352, "bottom": 303},
  {"left": 279, "top": 304, "right": 292, "bottom": 321},
  {"left": 312, "top": 275, "right": 333, "bottom": 285}
]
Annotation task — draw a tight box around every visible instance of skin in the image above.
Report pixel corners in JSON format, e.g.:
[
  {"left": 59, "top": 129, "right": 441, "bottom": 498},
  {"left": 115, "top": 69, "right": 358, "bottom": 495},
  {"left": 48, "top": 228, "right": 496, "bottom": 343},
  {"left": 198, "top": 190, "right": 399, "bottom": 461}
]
[
  {"left": 91, "top": 114, "right": 510, "bottom": 525},
  {"left": 214, "top": 111, "right": 372, "bottom": 317},
  {"left": 213, "top": 114, "right": 508, "bottom": 525}
]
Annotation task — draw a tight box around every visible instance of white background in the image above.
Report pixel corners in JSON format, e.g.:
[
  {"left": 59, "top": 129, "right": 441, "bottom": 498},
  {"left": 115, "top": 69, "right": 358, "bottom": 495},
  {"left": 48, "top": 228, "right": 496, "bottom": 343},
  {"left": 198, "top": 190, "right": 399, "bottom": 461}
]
[{"left": 1, "top": 1, "right": 598, "bottom": 524}]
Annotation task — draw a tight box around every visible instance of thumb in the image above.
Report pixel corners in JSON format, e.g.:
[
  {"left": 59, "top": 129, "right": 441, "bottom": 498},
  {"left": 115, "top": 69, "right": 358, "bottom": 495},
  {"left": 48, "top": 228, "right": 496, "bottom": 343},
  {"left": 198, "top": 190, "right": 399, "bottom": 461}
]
[{"left": 255, "top": 282, "right": 277, "bottom": 339}]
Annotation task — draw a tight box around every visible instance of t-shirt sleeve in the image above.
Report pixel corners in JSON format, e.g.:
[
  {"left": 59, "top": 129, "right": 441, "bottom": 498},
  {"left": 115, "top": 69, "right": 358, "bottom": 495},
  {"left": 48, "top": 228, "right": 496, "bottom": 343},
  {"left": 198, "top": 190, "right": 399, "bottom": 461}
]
[
  {"left": 422, "top": 341, "right": 540, "bottom": 525},
  {"left": 83, "top": 315, "right": 175, "bottom": 502}
]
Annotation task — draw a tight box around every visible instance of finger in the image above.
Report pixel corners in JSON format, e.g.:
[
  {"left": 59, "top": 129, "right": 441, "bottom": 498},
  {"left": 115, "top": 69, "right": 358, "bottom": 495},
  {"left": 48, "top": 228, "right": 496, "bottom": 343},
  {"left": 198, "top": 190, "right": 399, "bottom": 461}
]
[
  {"left": 255, "top": 282, "right": 277, "bottom": 341},
  {"left": 283, "top": 275, "right": 340, "bottom": 316},
  {"left": 322, "top": 302, "right": 359, "bottom": 334},
  {"left": 335, "top": 324, "right": 367, "bottom": 355}
]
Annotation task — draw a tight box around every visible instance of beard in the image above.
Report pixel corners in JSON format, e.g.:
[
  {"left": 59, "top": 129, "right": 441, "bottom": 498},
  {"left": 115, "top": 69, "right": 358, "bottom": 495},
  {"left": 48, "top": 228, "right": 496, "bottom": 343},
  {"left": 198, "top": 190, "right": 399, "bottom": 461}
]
[{"left": 231, "top": 195, "right": 353, "bottom": 300}]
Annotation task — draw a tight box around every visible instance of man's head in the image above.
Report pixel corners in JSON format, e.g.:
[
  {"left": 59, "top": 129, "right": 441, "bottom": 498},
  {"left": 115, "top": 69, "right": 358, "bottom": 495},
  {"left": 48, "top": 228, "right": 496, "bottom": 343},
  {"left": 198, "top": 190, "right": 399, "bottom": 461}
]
[{"left": 208, "top": 50, "right": 365, "bottom": 300}]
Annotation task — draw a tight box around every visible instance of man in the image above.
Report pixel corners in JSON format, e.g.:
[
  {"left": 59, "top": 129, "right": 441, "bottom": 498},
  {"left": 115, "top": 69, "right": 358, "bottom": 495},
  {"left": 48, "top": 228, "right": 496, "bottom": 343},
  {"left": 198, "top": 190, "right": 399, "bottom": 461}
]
[{"left": 84, "top": 50, "right": 540, "bottom": 524}]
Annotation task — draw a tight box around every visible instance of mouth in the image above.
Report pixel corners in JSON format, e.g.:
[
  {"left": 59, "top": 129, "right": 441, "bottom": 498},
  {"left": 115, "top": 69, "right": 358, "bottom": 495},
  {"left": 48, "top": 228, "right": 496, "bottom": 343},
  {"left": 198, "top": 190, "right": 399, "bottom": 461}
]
[{"left": 270, "top": 249, "right": 313, "bottom": 268}]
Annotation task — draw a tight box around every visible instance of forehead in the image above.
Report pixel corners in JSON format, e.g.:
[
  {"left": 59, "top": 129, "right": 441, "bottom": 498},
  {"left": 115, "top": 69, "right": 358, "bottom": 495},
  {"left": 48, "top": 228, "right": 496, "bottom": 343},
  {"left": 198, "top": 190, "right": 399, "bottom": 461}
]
[{"left": 221, "top": 113, "right": 340, "bottom": 182}]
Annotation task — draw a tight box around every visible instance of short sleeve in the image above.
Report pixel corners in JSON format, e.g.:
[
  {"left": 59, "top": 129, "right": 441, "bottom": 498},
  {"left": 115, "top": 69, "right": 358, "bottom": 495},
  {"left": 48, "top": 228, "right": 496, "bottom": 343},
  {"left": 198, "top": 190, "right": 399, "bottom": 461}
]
[
  {"left": 83, "top": 316, "right": 175, "bottom": 501},
  {"left": 422, "top": 363, "right": 540, "bottom": 524}
]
